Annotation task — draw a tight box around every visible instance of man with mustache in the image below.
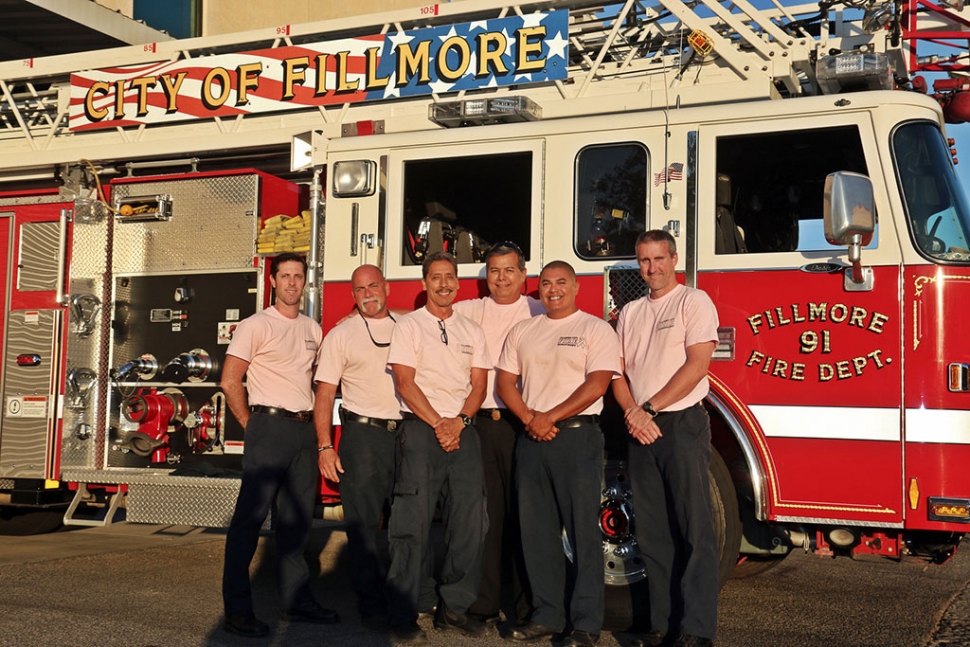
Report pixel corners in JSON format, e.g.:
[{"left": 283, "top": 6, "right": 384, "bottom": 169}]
[
  {"left": 386, "top": 251, "right": 490, "bottom": 644},
  {"left": 453, "top": 241, "right": 543, "bottom": 626},
  {"left": 497, "top": 260, "right": 620, "bottom": 647},
  {"left": 314, "top": 264, "right": 401, "bottom": 627}
]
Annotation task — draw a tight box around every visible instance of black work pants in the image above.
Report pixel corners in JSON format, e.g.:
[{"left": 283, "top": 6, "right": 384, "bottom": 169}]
[
  {"left": 386, "top": 419, "right": 486, "bottom": 626},
  {"left": 222, "top": 413, "right": 317, "bottom": 615},
  {"left": 468, "top": 412, "right": 531, "bottom": 621},
  {"left": 628, "top": 404, "right": 719, "bottom": 640},
  {"left": 337, "top": 417, "right": 399, "bottom": 616},
  {"left": 516, "top": 423, "right": 604, "bottom": 634}
]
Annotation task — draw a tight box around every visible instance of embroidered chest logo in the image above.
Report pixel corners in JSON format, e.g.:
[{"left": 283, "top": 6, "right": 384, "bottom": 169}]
[
  {"left": 459, "top": 344, "right": 474, "bottom": 355},
  {"left": 656, "top": 318, "right": 676, "bottom": 331}
]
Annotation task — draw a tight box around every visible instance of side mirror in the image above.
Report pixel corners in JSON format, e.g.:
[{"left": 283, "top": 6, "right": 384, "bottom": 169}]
[
  {"left": 824, "top": 171, "right": 874, "bottom": 246},
  {"left": 823, "top": 172, "right": 875, "bottom": 287}
]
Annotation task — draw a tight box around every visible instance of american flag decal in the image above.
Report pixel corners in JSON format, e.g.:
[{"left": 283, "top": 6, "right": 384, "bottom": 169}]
[
  {"left": 653, "top": 162, "right": 684, "bottom": 186},
  {"left": 69, "top": 10, "right": 569, "bottom": 131}
]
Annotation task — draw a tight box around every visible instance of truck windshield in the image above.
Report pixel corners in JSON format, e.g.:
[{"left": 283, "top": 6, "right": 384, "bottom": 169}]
[{"left": 894, "top": 122, "right": 970, "bottom": 263}]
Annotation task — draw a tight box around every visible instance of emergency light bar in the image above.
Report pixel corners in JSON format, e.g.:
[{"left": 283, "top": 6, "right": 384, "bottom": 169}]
[
  {"left": 816, "top": 52, "right": 894, "bottom": 95},
  {"left": 429, "top": 96, "right": 542, "bottom": 128}
]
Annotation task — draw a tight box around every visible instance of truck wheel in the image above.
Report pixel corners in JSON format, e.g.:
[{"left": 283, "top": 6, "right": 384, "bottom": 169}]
[
  {"left": 0, "top": 508, "right": 63, "bottom": 536},
  {"left": 601, "top": 450, "right": 742, "bottom": 631}
]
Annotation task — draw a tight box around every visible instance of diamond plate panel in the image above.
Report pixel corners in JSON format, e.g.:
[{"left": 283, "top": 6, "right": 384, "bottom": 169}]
[
  {"left": 1, "top": 310, "right": 60, "bottom": 478},
  {"left": 127, "top": 480, "right": 243, "bottom": 528},
  {"left": 17, "top": 221, "right": 59, "bottom": 291},
  {"left": 112, "top": 175, "right": 260, "bottom": 274},
  {"left": 604, "top": 265, "right": 648, "bottom": 322},
  {"left": 0, "top": 478, "right": 13, "bottom": 489},
  {"left": 61, "top": 199, "right": 111, "bottom": 470}
]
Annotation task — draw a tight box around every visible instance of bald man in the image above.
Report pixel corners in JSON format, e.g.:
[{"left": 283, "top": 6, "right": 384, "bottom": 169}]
[{"left": 315, "top": 264, "right": 401, "bottom": 626}]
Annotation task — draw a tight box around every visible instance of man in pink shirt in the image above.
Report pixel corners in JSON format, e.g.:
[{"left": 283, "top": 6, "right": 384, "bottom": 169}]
[
  {"left": 453, "top": 241, "right": 543, "bottom": 625},
  {"left": 386, "top": 251, "right": 490, "bottom": 644},
  {"left": 314, "top": 264, "right": 401, "bottom": 627},
  {"left": 612, "top": 230, "right": 720, "bottom": 647},
  {"left": 496, "top": 261, "right": 620, "bottom": 647},
  {"left": 221, "top": 252, "right": 339, "bottom": 638}
]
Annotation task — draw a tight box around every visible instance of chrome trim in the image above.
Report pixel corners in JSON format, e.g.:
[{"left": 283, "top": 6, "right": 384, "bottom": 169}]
[
  {"left": 706, "top": 390, "right": 766, "bottom": 521},
  {"left": 686, "top": 131, "right": 698, "bottom": 288}
]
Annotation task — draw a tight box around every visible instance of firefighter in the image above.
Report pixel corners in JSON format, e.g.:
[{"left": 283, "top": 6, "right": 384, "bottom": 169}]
[
  {"left": 612, "top": 229, "right": 720, "bottom": 647},
  {"left": 220, "top": 252, "right": 340, "bottom": 638},
  {"left": 496, "top": 260, "right": 620, "bottom": 647},
  {"left": 453, "top": 241, "right": 544, "bottom": 626},
  {"left": 386, "top": 251, "right": 490, "bottom": 644},
  {"left": 313, "top": 264, "right": 401, "bottom": 627}
]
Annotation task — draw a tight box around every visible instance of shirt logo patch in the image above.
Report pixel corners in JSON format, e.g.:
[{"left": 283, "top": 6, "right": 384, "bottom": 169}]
[
  {"left": 305, "top": 339, "right": 317, "bottom": 350},
  {"left": 657, "top": 318, "right": 676, "bottom": 331},
  {"left": 557, "top": 336, "right": 587, "bottom": 348},
  {"left": 459, "top": 343, "right": 474, "bottom": 355}
]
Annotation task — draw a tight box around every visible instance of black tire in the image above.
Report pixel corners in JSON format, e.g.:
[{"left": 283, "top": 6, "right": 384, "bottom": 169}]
[
  {"left": 0, "top": 508, "right": 64, "bottom": 536},
  {"left": 731, "top": 552, "right": 790, "bottom": 579},
  {"left": 602, "top": 450, "right": 742, "bottom": 631}
]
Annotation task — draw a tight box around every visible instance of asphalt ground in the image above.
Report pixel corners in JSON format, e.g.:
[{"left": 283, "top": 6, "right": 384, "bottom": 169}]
[{"left": 1, "top": 520, "right": 969, "bottom": 647}]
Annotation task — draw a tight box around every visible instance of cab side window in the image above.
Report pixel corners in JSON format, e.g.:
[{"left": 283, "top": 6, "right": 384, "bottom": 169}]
[
  {"left": 574, "top": 143, "right": 648, "bottom": 259},
  {"left": 715, "top": 126, "right": 871, "bottom": 254},
  {"left": 401, "top": 152, "right": 532, "bottom": 266}
]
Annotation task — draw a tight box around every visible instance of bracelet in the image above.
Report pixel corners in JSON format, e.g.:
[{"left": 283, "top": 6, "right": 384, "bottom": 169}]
[{"left": 317, "top": 445, "right": 334, "bottom": 453}]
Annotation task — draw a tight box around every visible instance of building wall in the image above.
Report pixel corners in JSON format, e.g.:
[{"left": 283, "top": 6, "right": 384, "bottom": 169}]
[{"left": 201, "top": 0, "right": 456, "bottom": 36}]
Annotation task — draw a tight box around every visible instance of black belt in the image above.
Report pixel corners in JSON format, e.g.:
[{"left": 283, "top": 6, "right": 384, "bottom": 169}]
[
  {"left": 340, "top": 407, "right": 399, "bottom": 432},
  {"left": 477, "top": 408, "right": 509, "bottom": 421},
  {"left": 400, "top": 411, "right": 420, "bottom": 421},
  {"left": 558, "top": 414, "right": 599, "bottom": 428},
  {"left": 249, "top": 405, "right": 312, "bottom": 423}
]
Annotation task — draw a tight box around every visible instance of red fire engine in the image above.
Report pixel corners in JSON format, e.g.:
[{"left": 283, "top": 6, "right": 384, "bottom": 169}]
[{"left": 0, "top": 0, "right": 968, "bottom": 626}]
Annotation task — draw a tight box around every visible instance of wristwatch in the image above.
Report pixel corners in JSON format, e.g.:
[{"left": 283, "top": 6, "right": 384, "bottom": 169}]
[
  {"left": 459, "top": 414, "right": 473, "bottom": 428},
  {"left": 641, "top": 401, "right": 658, "bottom": 417}
]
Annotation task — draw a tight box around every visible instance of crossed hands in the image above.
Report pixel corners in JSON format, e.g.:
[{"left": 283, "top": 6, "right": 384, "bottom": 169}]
[
  {"left": 624, "top": 406, "right": 663, "bottom": 445},
  {"left": 434, "top": 416, "right": 464, "bottom": 452},
  {"left": 524, "top": 410, "right": 560, "bottom": 442}
]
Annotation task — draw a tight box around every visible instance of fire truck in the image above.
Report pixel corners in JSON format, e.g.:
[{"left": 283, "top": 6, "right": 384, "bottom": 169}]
[{"left": 1, "top": 0, "right": 969, "bottom": 626}]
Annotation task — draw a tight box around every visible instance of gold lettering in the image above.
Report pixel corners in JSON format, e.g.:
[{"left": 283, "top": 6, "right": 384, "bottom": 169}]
[
  {"left": 819, "top": 363, "right": 834, "bottom": 381},
  {"left": 848, "top": 306, "right": 868, "bottom": 329},
  {"left": 775, "top": 306, "right": 792, "bottom": 326},
  {"left": 791, "top": 363, "right": 806, "bottom": 381},
  {"left": 868, "top": 312, "right": 889, "bottom": 334},
  {"left": 765, "top": 310, "right": 776, "bottom": 329},
  {"left": 314, "top": 54, "right": 329, "bottom": 94},
  {"left": 852, "top": 356, "right": 867, "bottom": 375},
  {"left": 282, "top": 56, "right": 310, "bottom": 100},
  {"left": 746, "top": 350, "right": 765, "bottom": 367},
  {"left": 397, "top": 40, "right": 432, "bottom": 86},
  {"left": 365, "top": 47, "right": 390, "bottom": 89},
  {"left": 515, "top": 25, "right": 546, "bottom": 73},
  {"left": 114, "top": 80, "right": 126, "bottom": 119},
  {"left": 791, "top": 304, "right": 807, "bottom": 323},
  {"left": 128, "top": 76, "right": 157, "bottom": 117},
  {"left": 334, "top": 51, "right": 359, "bottom": 92},
  {"left": 809, "top": 302, "right": 827, "bottom": 322},
  {"left": 476, "top": 31, "right": 509, "bottom": 77},
  {"left": 761, "top": 355, "right": 773, "bottom": 374},
  {"left": 747, "top": 313, "right": 764, "bottom": 335},
  {"left": 867, "top": 349, "right": 887, "bottom": 368},
  {"left": 836, "top": 360, "right": 851, "bottom": 379},
  {"left": 84, "top": 81, "right": 110, "bottom": 121},
  {"left": 830, "top": 303, "right": 849, "bottom": 323},
  {"left": 159, "top": 72, "right": 186, "bottom": 112},
  {"left": 771, "top": 359, "right": 789, "bottom": 379},
  {"left": 201, "top": 68, "right": 231, "bottom": 109},
  {"left": 236, "top": 62, "right": 262, "bottom": 105},
  {"left": 436, "top": 35, "right": 471, "bottom": 82}
]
